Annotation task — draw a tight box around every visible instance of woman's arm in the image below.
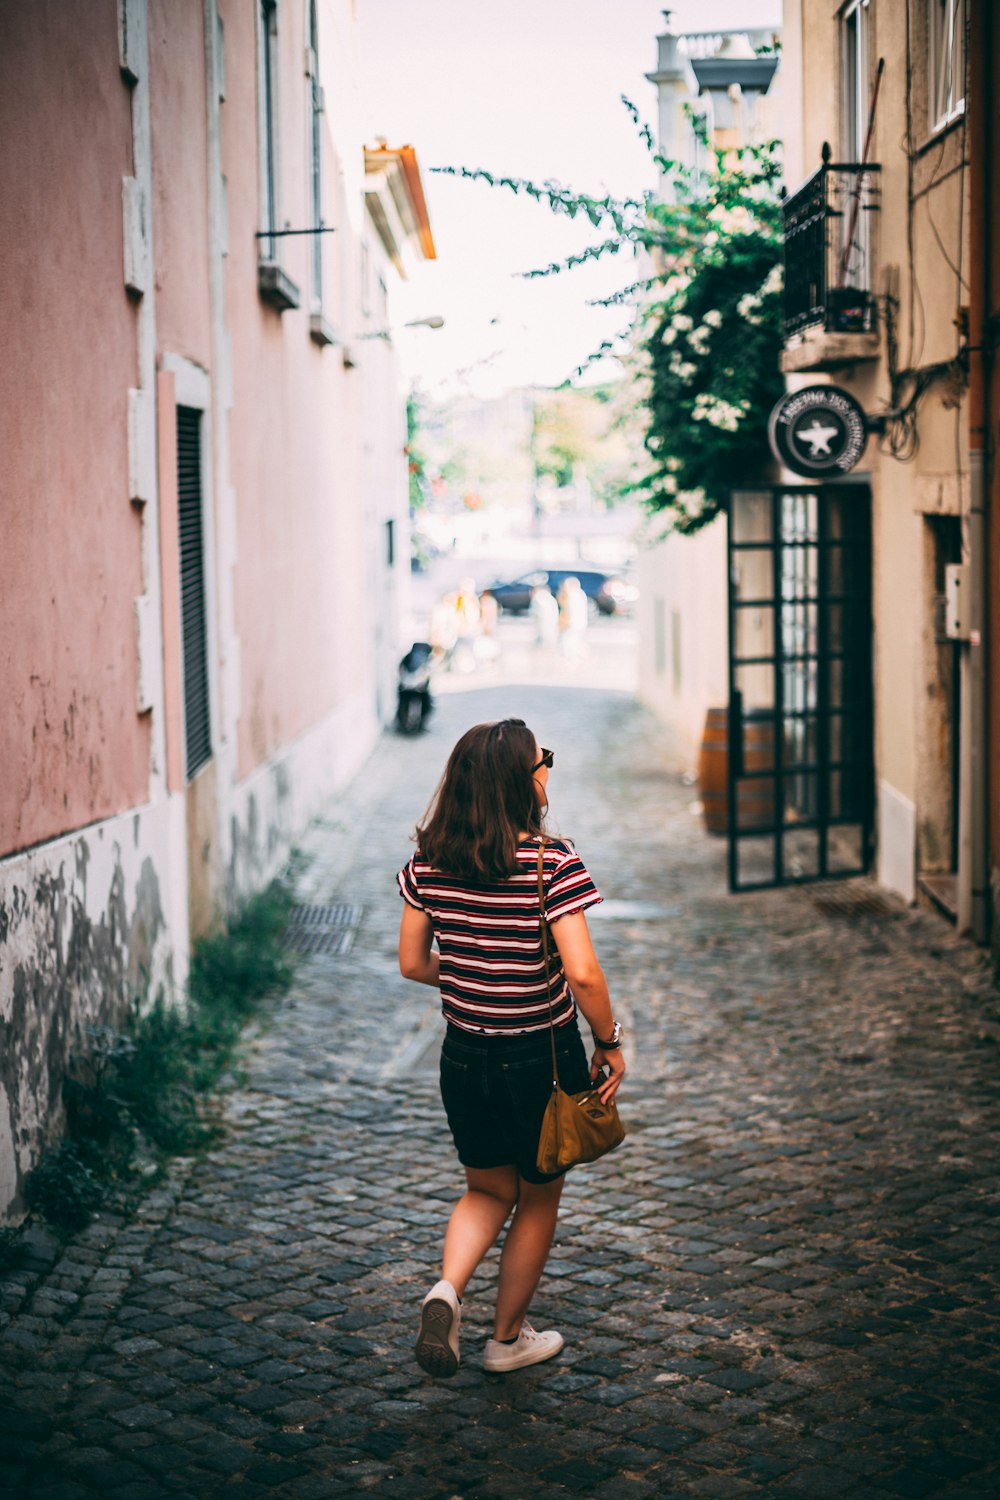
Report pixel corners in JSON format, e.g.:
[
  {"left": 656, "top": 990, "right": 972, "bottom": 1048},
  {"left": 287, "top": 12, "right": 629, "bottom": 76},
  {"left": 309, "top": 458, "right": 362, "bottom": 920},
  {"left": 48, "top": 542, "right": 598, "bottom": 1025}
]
[
  {"left": 398, "top": 904, "right": 440, "bottom": 987},
  {"left": 550, "top": 910, "right": 625, "bottom": 1102}
]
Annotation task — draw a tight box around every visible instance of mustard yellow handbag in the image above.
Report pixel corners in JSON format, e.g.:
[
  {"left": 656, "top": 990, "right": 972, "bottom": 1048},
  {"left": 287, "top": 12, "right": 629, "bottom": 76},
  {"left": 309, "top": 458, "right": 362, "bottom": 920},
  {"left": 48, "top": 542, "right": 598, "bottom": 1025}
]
[{"left": 535, "top": 844, "right": 626, "bottom": 1175}]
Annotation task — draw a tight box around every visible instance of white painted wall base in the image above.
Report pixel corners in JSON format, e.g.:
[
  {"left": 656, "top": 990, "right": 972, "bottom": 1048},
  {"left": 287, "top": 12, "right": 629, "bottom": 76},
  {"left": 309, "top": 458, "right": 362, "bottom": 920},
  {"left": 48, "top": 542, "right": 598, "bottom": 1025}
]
[
  {"left": 225, "top": 689, "right": 380, "bottom": 901},
  {"left": 877, "top": 779, "right": 917, "bottom": 903},
  {"left": 0, "top": 793, "right": 186, "bottom": 1218}
]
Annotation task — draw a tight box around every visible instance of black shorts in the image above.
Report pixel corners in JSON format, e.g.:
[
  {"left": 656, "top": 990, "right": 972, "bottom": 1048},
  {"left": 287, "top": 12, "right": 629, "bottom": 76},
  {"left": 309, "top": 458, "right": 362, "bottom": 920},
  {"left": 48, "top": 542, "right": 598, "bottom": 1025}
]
[{"left": 439, "top": 1021, "right": 592, "bottom": 1185}]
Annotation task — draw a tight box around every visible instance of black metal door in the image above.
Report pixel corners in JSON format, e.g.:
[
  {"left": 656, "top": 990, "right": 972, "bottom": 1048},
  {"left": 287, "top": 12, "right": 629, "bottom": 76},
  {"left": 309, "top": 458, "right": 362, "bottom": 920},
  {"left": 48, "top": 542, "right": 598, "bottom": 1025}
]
[{"left": 726, "top": 484, "right": 873, "bottom": 891}]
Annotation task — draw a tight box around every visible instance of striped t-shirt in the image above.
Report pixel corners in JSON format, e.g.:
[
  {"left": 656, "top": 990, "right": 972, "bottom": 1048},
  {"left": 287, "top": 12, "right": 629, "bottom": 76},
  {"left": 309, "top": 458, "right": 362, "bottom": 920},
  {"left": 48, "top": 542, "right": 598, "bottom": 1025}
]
[{"left": 397, "top": 835, "right": 602, "bottom": 1035}]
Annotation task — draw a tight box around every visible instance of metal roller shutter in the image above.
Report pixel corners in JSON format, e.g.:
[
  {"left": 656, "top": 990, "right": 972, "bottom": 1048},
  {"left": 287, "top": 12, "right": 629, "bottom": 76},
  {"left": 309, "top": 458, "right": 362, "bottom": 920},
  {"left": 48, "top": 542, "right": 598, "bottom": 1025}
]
[{"left": 176, "top": 405, "right": 212, "bottom": 779}]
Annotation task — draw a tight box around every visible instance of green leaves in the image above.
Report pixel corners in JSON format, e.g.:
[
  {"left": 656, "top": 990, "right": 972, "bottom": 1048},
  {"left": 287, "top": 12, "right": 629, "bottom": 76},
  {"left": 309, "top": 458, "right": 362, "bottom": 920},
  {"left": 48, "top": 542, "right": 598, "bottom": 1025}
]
[{"left": 430, "top": 165, "right": 644, "bottom": 234}]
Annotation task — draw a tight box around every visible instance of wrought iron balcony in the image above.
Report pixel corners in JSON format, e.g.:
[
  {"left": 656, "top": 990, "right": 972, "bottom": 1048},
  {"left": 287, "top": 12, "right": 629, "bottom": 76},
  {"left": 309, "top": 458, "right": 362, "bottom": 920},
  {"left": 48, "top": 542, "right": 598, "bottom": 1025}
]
[{"left": 782, "top": 146, "right": 881, "bottom": 340}]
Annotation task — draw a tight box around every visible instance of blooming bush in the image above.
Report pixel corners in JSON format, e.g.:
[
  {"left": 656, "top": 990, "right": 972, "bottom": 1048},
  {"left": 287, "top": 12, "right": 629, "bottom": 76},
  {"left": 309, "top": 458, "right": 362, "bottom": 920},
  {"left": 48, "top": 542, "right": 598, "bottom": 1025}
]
[
  {"left": 633, "top": 134, "right": 785, "bottom": 532},
  {"left": 434, "top": 112, "right": 786, "bottom": 534}
]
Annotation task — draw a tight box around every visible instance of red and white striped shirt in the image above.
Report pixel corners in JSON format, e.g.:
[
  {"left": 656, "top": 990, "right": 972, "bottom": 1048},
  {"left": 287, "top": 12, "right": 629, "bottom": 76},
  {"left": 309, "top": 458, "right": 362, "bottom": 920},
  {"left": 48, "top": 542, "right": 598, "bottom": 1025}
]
[{"left": 397, "top": 836, "right": 602, "bottom": 1035}]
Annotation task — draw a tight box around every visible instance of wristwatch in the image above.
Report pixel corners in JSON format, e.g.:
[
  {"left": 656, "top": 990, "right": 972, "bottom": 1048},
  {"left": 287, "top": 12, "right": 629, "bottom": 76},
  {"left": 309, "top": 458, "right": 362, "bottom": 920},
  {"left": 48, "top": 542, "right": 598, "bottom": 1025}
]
[{"left": 593, "top": 1020, "right": 623, "bottom": 1050}]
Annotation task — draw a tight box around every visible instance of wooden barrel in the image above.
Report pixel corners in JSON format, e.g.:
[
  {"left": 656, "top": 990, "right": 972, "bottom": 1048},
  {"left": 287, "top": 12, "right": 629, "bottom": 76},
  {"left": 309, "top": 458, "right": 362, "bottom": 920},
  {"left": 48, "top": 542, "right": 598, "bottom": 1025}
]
[
  {"left": 698, "top": 707, "right": 775, "bottom": 836},
  {"left": 698, "top": 707, "right": 730, "bottom": 835}
]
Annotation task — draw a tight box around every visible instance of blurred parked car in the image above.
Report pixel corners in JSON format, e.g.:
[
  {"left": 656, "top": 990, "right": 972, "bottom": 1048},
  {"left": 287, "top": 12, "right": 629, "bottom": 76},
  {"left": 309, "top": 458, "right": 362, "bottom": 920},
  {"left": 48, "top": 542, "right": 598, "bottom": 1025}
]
[{"left": 482, "top": 567, "right": 638, "bottom": 616}]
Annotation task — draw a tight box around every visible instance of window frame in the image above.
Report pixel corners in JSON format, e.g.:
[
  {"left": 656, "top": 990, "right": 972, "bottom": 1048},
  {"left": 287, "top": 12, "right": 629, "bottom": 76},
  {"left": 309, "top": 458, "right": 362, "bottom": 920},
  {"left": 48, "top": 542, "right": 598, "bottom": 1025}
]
[
  {"left": 306, "top": 0, "right": 324, "bottom": 308},
  {"left": 839, "top": 0, "right": 871, "bottom": 163},
  {"left": 258, "top": 0, "right": 280, "bottom": 263},
  {"left": 161, "top": 354, "right": 218, "bottom": 785},
  {"left": 928, "top": 0, "right": 967, "bottom": 133}
]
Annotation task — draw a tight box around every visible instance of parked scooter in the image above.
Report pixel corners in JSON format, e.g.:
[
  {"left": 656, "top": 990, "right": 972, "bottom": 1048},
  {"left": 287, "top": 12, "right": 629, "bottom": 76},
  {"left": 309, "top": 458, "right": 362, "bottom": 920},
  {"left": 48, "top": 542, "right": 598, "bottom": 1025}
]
[{"left": 396, "top": 642, "right": 434, "bottom": 734}]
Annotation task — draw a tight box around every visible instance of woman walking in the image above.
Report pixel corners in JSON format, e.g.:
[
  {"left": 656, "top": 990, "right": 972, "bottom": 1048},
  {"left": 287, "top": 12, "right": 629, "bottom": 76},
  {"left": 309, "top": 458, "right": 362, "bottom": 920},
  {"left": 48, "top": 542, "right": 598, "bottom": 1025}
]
[{"left": 397, "top": 718, "right": 625, "bottom": 1376}]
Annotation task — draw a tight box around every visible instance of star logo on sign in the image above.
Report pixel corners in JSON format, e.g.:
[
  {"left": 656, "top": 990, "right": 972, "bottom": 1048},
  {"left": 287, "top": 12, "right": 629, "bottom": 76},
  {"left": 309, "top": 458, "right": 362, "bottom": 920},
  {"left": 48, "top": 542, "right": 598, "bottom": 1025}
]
[{"left": 795, "top": 418, "right": 840, "bottom": 457}]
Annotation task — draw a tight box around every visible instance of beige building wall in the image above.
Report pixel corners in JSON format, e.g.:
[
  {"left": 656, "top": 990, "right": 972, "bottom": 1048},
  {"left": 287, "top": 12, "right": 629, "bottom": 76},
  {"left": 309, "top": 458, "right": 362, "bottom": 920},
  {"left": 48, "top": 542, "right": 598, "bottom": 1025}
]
[
  {"left": 784, "top": 0, "right": 970, "bottom": 905},
  {"left": 637, "top": 520, "right": 729, "bottom": 770}
]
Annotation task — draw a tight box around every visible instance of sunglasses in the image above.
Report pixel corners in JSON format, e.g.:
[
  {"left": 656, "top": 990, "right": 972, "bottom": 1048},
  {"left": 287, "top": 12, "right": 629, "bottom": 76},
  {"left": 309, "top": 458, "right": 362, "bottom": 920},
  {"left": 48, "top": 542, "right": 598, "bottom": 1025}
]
[{"left": 532, "top": 747, "right": 554, "bottom": 772}]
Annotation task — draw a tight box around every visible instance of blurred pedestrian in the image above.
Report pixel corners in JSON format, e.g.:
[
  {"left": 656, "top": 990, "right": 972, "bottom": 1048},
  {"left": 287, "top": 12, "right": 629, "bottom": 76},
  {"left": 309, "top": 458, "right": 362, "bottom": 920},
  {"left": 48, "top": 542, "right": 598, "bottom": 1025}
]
[
  {"left": 429, "top": 594, "right": 459, "bottom": 665},
  {"left": 397, "top": 719, "right": 625, "bottom": 1377},
  {"left": 451, "top": 577, "right": 481, "bottom": 673},
  {"left": 478, "top": 589, "right": 499, "bottom": 638},
  {"left": 557, "top": 576, "right": 588, "bottom": 655},
  {"left": 530, "top": 584, "right": 559, "bottom": 648}
]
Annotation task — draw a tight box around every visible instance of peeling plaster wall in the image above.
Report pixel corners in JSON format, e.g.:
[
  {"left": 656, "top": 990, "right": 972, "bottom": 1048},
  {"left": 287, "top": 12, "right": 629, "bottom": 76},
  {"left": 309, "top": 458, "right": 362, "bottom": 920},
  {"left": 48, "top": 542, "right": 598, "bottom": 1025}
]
[
  {"left": 0, "top": 687, "right": 376, "bottom": 1222},
  {"left": 0, "top": 798, "right": 185, "bottom": 1221}
]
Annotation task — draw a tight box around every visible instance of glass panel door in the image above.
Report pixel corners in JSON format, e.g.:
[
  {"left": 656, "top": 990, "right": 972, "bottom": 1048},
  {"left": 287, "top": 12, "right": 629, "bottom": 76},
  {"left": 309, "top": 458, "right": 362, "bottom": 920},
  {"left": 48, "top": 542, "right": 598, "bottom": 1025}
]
[{"left": 727, "top": 485, "right": 873, "bottom": 891}]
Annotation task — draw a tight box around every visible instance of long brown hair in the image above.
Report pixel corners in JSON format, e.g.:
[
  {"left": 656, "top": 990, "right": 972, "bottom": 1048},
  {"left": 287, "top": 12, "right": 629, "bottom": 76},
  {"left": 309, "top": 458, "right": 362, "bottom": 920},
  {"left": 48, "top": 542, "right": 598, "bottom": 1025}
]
[{"left": 416, "top": 718, "right": 544, "bottom": 881}]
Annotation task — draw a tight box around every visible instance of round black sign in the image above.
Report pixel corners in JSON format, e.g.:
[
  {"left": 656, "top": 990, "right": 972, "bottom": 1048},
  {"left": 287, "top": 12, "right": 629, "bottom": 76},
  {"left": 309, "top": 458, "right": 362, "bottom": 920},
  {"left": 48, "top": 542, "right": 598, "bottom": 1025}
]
[{"left": 768, "top": 385, "right": 869, "bottom": 477}]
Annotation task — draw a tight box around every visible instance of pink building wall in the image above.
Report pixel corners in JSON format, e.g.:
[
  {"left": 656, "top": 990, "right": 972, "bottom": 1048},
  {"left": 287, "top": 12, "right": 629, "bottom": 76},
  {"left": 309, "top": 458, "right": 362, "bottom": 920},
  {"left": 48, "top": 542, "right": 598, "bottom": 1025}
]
[
  {"left": 148, "top": 0, "right": 213, "bottom": 369},
  {"left": 220, "top": 0, "right": 372, "bottom": 782},
  {"left": 1, "top": 0, "right": 415, "bottom": 1222},
  {"left": 0, "top": 0, "right": 150, "bottom": 855}
]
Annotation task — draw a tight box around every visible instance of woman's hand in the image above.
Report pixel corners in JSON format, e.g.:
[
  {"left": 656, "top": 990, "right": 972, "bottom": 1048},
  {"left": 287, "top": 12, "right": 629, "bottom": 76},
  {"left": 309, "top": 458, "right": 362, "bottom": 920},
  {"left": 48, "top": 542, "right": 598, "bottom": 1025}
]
[{"left": 590, "top": 1045, "right": 625, "bottom": 1105}]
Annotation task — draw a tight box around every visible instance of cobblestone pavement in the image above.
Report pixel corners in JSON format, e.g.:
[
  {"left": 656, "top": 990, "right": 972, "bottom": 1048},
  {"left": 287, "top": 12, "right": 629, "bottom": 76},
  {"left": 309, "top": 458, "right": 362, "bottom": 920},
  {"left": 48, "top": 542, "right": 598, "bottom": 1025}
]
[{"left": 3, "top": 678, "right": 1000, "bottom": 1500}]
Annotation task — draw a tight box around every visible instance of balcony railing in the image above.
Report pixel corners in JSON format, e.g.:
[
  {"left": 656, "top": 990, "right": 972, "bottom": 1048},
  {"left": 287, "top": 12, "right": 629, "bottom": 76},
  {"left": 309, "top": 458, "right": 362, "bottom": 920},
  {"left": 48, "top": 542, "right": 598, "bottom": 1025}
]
[{"left": 782, "top": 148, "right": 881, "bottom": 339}]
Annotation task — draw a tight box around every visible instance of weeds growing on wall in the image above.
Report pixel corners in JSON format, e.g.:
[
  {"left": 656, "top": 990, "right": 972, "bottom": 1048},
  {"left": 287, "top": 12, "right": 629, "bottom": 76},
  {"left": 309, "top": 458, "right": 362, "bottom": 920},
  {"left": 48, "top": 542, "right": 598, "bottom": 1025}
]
[{"left": 23, "top": 880, "right": 295, "bottom": 1234}]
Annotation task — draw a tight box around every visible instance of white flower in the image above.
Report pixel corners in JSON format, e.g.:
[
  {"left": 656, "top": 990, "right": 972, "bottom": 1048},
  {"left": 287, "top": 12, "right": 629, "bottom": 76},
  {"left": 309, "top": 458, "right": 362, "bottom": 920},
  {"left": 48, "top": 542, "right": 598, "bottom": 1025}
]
[
  {"left": 689, "top": 327, "right": 711, "bottom": 354},
  {"left": 704, "top": 308, "right": 723, "bottom": 328},
  {"left": 737, "top": 291, "right": 763, "bottom": 326},
  {"left": 661, "top": 326, "right": 677, "bottom": 345},
  {"left": 678, "top": 487, "right": 706, "bottom": 518},
  {"left": 759, "top": 264, "right": 784, "bottom": 297},
  {"left": 666, "top": 456, "right": 682, "bottom": 472},
  {"left": 691, "top": 392, "right": 747, "bottom": 432},
  {"left": 672, "top": 314, "right": 693, "bottom": 332}
]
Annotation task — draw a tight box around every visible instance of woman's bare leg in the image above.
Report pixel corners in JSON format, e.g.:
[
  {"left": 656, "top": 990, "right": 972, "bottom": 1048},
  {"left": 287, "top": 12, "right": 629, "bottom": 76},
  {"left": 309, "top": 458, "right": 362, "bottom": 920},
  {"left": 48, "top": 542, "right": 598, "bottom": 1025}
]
[
  {"left": 441, "top": 1165, "right": 518, "bottom": 1298},
  {"left": 492, "top": 1174, "right": 564, "bottom": 1340}
]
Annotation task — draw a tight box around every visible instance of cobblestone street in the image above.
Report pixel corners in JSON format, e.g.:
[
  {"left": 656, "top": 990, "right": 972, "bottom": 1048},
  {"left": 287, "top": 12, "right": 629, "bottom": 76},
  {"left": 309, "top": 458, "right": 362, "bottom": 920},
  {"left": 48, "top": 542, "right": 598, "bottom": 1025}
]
[{"left": 3, "top": 678, "right": 1000, "bottom": 1499}]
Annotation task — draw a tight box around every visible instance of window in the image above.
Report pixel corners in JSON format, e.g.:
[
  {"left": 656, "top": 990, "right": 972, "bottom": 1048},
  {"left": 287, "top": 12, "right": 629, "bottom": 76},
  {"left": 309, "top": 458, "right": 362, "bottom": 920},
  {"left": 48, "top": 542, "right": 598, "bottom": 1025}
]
[
  {"left": 929, "top": 0, "right": 966, "bottom": 130},
  {"left": 176, "top": 407, "right": 212, "bottom": 780},
  {"left": 307, "top": 0, "right": 323, "bottom": 305},
  {"left": 259, "top": 0, "right": 278, "bottom": 261},
  {"left": 840, "top": 0, "right": 871, "bottom": 161},
  {"left": 839, "top": 0, "right": 875, "bottom": 296},
  {"left": 257, "top": 0, "right": 300, "bottom": 310}
]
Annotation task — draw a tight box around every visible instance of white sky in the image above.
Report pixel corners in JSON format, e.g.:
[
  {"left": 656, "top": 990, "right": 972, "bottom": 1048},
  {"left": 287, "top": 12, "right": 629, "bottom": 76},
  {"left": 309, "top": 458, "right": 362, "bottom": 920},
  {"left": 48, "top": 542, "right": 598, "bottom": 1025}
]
[{"left": 359, "top": 0, "right": 782, "bottom": 398}]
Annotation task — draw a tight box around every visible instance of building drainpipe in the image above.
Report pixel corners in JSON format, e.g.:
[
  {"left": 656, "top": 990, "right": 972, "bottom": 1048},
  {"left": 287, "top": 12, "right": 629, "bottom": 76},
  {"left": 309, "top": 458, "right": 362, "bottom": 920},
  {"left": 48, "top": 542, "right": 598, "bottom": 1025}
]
[{"left": 960, "top": 0, "right": 990, "bottom": 943}]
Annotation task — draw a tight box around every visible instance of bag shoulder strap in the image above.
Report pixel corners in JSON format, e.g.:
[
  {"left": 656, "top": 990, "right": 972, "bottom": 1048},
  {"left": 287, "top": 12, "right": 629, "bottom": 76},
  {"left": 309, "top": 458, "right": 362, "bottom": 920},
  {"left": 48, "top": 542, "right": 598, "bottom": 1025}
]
[{"left": 537, "top": 841, "right": 560, "bottom": 1092}]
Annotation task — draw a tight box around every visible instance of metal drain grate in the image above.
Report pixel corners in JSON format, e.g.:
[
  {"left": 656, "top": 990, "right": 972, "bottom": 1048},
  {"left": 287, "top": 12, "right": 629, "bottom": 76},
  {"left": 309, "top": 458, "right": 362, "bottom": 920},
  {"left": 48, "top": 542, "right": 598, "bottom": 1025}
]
[
  {"left": 810, "top": 881, "right": 901, "bottom": 919},
  {"left": 284, "top": 904, "right": 363, "bottom": 956}
]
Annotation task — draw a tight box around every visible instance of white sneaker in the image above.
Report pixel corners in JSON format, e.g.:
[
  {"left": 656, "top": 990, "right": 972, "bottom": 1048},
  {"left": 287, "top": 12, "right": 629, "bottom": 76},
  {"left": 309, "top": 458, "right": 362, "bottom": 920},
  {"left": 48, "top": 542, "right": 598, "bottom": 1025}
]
[
  {"left": 483, "top": 1319, "right": 564, "bottom": 1372},
  {"left": 415, "top": 1279, "right": 461, "bottom": 1377}
]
